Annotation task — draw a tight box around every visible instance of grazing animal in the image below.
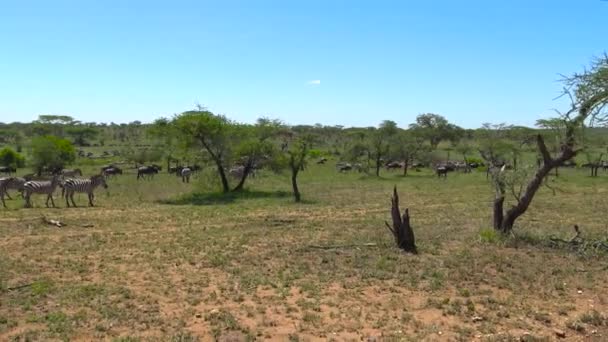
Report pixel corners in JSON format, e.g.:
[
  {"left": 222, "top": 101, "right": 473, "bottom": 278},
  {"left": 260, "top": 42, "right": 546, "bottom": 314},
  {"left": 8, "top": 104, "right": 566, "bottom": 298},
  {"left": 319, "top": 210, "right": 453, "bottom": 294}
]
[
  {"left": 0, "top": 177, "right": 26, "bottom": 201},
  {"left": 102, "top": 167, "right": 123, "bottom": 178},
  {"left": 436, "top": 166, "right": 448, "bottom": 178},
  {"left": 181, "top": 167, "right": 192, "bottom": 183},
  {"left": 63, "top": 175, "right": 108, "bottom": 207},
  {"left": 385, "top": 161, "right": 402, "bottom": 170},
  {"left": 337, "top": 163, "right": 353, "bottom": 172},
  {"left": 137, "top": 166, "right": 159, "bottom": 180},
  {"left": 0, "top": 166, "right": 16, "bottom": 176},
  {"left": 0, "top": 177, "right": 22, "bottom": 207},
  {"left": 61, "top": 168, "right": 83, "bottom": 178},
  {"left": 317, "top": 158, "right": 328, "bottom": 164},
  {"left": 169, "top": 166, "right": 184, "bottom": 175},
  {"left": 229, "top": 166, "right": 245, "bottom": 178},
  {"left": 23, "top": 175, "right": 61, "bottom": 208}
]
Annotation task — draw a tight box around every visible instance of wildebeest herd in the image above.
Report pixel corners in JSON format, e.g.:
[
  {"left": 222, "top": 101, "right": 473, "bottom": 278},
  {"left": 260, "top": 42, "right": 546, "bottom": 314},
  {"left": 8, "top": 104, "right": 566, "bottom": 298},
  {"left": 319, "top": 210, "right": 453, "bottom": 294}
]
[{"left": 1, "top": 157, "right": 607, "bottom": 208}]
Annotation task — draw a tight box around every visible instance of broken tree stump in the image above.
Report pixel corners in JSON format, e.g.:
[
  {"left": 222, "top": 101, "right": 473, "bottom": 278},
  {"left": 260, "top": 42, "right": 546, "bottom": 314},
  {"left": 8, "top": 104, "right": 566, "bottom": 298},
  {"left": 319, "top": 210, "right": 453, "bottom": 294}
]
[{"left": 384, "top": 186, "right": 417, "bottom": 254}]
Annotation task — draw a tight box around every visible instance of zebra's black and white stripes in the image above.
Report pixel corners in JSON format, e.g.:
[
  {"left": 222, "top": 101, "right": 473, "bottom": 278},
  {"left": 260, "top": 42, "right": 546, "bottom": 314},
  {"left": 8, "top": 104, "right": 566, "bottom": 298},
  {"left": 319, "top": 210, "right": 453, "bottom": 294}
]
[
  {"left": 23, "top": 175, "right": 61, "bottom": 208},
  {"left": 0, "top": 177, "right": 25, "bottom": 206},
  {"left": 63, "top": 175, "right": 108, "bottom": 207}
]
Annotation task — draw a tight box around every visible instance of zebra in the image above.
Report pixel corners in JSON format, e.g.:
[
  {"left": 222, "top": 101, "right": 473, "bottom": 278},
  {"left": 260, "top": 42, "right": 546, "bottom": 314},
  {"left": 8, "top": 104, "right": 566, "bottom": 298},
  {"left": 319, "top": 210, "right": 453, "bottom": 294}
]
[
  {"left": 0, "top": 177, "right": 19, "bottom": 208},
  {"left": 181, "top": 167, "right": 192, "bottom": 183},
  {"left": 23, "top": 175, "right": 61, "bottom": 208},
  {"left": 63, "top": 174, "right": 108, "bottom": 207},
  {"left": 0, "top": 177, "right": 26, "bottom": 201},
  {"left": 60, "top": 168, "right": 83, "bottom": 178}
]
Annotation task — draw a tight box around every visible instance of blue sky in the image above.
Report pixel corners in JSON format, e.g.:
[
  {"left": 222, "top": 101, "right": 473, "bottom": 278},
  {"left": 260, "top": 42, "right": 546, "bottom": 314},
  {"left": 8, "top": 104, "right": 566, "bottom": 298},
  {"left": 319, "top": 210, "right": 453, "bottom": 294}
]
[{"left": 0, "top": 1, "right": 606, "bottom": 128}]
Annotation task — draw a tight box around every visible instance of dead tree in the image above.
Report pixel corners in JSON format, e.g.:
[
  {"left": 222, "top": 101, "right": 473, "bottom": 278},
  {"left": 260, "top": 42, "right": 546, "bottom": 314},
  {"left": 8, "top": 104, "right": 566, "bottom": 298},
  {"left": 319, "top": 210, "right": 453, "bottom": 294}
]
[
  {"left": 491, "top": 55, "right": 608, "bottom": 233},
  {"left": 385, "top": 186, "right": 417, "bottom": 253}
]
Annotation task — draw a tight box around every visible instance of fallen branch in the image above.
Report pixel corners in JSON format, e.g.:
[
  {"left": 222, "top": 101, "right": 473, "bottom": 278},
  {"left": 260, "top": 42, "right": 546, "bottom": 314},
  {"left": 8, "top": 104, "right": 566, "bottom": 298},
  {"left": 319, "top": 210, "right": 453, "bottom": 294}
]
[
  {"left": 3, "top": 283, "right": 33, "bottom": 292},
  {"left": 549, "top": 225, "right": 608, "bottom": 253}
]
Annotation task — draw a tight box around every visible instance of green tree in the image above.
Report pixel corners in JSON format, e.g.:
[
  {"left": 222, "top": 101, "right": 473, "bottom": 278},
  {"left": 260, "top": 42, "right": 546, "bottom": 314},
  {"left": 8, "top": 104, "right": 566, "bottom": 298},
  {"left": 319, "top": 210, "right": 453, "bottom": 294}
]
[
  {"left": 409, "top": 113, "right": 462, "bottom": 149},
  {"left": 0, "top": 147, "right": 25, "bottom": 168},
  {"left": 66, "top": 126, "right": 99, "bottom": 146},
  {"left": 390, "top": 130, "right": 426, "bottom": 176},
  {"left": 492, "top": 55, "right": 608, "bottom": 233},
  {"left": 370, "top": 120, "right": 398, "bottom": 176},
  {"left": 231, "top": 118, "right": 282, "bottom": 192},
  {"left": 171, "top": 109, "right": 234, "bottom": 193},
  {"left": 30, "top": 136, "right": 76, "bottom": 175},
  {"left": 284, "top": 134, "right": 315, "bottom": 202}
]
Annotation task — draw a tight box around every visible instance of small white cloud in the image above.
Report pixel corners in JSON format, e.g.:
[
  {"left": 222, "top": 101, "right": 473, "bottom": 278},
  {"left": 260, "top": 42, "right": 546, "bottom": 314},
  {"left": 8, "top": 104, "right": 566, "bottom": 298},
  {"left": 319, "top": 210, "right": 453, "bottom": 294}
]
[{"left": 307, "top": 80, "right": 321, "bottom": 85}]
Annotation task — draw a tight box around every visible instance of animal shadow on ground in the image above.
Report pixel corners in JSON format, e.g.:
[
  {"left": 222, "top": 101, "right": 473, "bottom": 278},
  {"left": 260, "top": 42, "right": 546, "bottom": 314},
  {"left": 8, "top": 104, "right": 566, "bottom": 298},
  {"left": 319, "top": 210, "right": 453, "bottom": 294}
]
[{"left": 159, "top": 190, "right": 290, "bottom": 206}]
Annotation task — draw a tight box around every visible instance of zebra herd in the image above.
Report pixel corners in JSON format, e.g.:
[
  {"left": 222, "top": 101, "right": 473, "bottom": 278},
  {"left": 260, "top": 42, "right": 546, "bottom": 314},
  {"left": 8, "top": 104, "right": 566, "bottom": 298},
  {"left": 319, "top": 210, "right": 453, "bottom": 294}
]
[{"left": 0, "top": 172, "right": 108, "bottom": 209}]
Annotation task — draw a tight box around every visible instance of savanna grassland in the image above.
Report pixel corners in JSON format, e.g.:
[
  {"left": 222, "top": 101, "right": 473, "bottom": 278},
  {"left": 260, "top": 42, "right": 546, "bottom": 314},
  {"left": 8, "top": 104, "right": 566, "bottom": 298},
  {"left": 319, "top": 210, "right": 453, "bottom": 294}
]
[{"left": 1, "top": 162, "right": 608, "bottom": 341}]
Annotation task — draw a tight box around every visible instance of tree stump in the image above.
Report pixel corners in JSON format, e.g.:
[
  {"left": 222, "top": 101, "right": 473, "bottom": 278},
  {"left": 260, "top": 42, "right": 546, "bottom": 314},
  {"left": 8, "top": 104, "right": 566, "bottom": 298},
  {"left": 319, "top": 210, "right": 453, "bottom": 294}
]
[{"left": 385, "top": 186, "right": 417, "bottom": 254}]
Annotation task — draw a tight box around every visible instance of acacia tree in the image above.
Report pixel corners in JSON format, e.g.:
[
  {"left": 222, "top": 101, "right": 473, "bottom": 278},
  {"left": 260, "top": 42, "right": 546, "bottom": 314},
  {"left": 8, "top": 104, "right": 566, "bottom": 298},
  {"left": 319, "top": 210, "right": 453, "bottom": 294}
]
[
  {"left": 409, "top": 113, "right": 462, "bottom": 149},
  {"left": 370, "top": 120, "right": 398, "bottom": 176},
  {"left": 66, "top": 126, "right": 99, "bottom": 146},
  {"left": 284, "top": 134, "right": 314, "bottom": 202},
  {"left": 231, "top": 118, "right": 282, "bottom": 192},
  {"left": 492, "top": 55, "right": 608, "bottom": 233},
  {"left": 172, "top": 109, "right": 233, "bottom": 193},
  {"left": 390, "top": 130, "right": 426, "bottom": 176}
]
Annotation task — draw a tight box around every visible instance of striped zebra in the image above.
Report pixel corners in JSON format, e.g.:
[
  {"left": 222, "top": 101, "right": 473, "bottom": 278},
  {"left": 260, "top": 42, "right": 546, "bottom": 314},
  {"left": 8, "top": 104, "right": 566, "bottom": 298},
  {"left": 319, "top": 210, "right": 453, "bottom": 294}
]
[
  {"left": 63, "top": 174, "right": 108, "bottom": 207},
  {"left": 181, "top": 167, "right": 192, "bottom": 183},
  {"left": 60, "top": 168, "right": 83, "bottom": 178},
  {"left": 23, "top": 175, "right": 61, "bottom": 208},
  {"left": 0, "top": 177, "right": 25, "bottom": 202},
  {"left": 0, "top": 177, "right": 20, "bottom": 208}
]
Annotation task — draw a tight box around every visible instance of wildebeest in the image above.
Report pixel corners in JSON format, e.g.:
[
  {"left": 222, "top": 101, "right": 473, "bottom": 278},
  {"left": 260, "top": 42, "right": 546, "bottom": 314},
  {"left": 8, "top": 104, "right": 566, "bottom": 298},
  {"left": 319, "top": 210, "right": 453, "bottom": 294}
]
[
  {"left": 436, "top": 165, "right": 449, "bottom": 178},
  {"left": 0, "top": 166, "right": 16, "bottom": 176},
  {"left": 336, "top": 162, "right": 353, "bottom": 172},
  {"left": 385, "top": 161, "right": 402, "bottom": 170},
  {"left": 137, "top": 166, "right": 159, "bottom": 180},
  {"left": 60, "top": 168, "right": 83, "bottom": 178},
  {"left": 102, "top": 167, "right": 123, "bottom": 178},
  {"left": 317, "top": 158, "right": 328, "bottom": 164},
  {"left": 169, "top": 166, "right": 184, "bottom": 175}
]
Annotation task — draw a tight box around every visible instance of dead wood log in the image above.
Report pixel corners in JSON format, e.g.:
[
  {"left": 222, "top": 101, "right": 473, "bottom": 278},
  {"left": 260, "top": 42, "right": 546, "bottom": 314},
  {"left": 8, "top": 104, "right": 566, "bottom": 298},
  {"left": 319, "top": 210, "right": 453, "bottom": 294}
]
[{"left": 384, "top": 186, "right": 417, "bottom": 254}]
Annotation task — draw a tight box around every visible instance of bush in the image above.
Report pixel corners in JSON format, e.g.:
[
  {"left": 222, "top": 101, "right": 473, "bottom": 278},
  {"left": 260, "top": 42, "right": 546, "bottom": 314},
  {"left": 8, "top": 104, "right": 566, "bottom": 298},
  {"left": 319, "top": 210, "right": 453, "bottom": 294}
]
[
  {"left": 478, "top": 228, "right": 501, "bottom": 244},
  {"left": 0, "top": 147, "right": 25, "bottom": 168},
  {"left": 30, "top": 136, "right": 76, "bottom": 174}
]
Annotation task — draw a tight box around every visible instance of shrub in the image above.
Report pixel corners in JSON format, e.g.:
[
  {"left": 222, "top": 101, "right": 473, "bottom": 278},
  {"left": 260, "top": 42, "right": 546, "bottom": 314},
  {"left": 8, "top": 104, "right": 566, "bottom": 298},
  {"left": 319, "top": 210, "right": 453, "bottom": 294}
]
[{"left": 0, "top": 147, "right": 25, "bottom": 168}]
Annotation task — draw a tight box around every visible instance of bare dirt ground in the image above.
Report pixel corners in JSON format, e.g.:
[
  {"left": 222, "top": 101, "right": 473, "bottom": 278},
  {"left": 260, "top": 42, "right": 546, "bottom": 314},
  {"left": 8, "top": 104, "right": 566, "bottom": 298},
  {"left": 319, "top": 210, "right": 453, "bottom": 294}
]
[{"left": 1, "top": 168, "right": 607, "bottom": 341}]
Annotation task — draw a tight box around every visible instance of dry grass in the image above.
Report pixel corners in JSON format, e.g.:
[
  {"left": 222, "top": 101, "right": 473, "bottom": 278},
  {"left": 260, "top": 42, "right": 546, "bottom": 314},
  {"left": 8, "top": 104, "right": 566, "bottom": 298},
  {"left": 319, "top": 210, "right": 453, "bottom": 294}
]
[{"left": 1, "top": 164, "right": 608, "bottom": 341}]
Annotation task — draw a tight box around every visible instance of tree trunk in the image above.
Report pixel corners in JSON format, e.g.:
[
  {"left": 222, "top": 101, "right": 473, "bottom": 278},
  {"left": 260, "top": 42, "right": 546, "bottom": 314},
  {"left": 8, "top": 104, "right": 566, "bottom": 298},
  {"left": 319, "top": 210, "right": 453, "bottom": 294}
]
[
  {"left": 385, "top": 186, "right": 417, "bottom": 253},
  {"left": 494, "top": 134, "right": 576, "bottom": 233},
  {"left": 214, "top": 159, "right": 230, "bottom": 193},
  {"left": 232, "top": 165, "right": 251, "bottom": 192},
  {"left": 403, "top": 160, "right": 409, "bottom": 176},
  {"left": 375, "top": 156, "right": 381, "bottom": 177},
  {"left": 493, "top": 196, "right": 505, "bottom": 230},
  {"left": 291, "top": 167, "right": 301, "bottom": 202}
]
